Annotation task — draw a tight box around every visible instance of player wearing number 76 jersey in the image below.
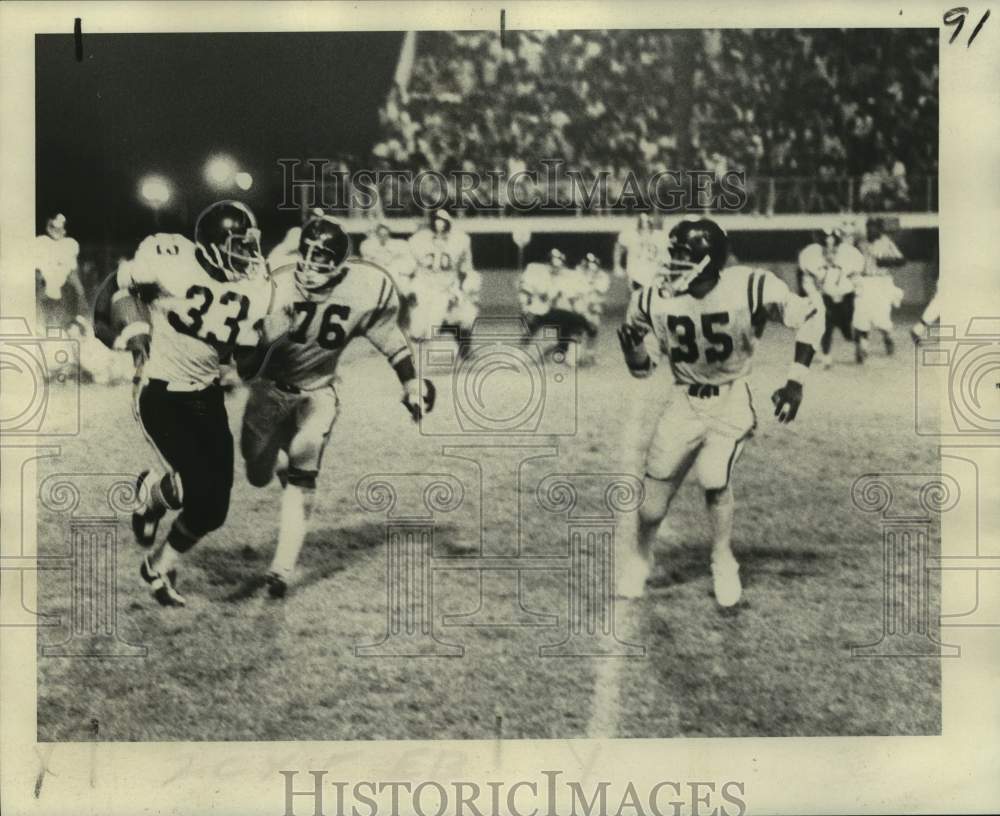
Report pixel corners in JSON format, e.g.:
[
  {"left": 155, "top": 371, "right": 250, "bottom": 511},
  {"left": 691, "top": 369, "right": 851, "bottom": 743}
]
[
  {"left": 105, "top": 200, "right": 279, "bottom": 607},
  {"left": 616, "top": 218, "right": 822, "bottom": 607},
  {"left": 239, "top": 214, "right": 435, "bottom": 599}
]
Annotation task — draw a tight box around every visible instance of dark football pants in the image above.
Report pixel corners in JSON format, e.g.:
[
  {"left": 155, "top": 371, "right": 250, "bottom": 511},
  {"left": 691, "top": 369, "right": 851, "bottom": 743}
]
[
  {"left": 138, "top": 379, "right": 234, "bottom": 549},
  {"left": 821, "top": 293, "right": 856, "bottom": 355}
]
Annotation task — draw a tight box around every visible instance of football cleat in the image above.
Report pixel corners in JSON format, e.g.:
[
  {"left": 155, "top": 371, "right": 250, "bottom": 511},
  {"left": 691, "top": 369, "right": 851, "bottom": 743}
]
[
  {"left": 140, "top": 555, "right": 186, "bottom": 607},
  {"left": 265, "top": 571, "right": 288, "bottom": 600},
  {"left": 131, "top": 470, "right": 164, "bottom": 548},
  {"left": 711, "top": 553, "right": 742, "bottom": 607}
]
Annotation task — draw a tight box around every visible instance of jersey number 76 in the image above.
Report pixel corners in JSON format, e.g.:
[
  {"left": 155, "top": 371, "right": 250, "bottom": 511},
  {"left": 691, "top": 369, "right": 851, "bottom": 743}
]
[{"left": 289, "top": 301, "right": 352, "bottom": 350}]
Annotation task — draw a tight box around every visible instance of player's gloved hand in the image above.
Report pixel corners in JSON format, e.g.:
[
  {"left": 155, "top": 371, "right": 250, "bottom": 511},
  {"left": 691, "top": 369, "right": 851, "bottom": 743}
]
[
  {"left": 617, "top": 323, "right": 652, "bottom": 377},
  {"left": 402, "top": 378, "right": 436, "bottom": 422},
  {"left": 771, "top": 380, "right": 804, "bottom": 423}
]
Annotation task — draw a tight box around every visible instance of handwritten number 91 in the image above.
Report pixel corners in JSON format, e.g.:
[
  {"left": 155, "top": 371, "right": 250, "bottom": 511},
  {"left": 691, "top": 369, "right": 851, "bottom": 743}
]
[{"left": 944, "top": 7, "right": 990, "bottom": 46}]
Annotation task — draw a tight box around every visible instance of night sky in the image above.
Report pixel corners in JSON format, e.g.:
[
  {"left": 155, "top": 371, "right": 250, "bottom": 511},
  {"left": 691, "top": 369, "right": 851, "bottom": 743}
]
[{"left": 35, "top": 32, "right": 403, "bottom": 246}]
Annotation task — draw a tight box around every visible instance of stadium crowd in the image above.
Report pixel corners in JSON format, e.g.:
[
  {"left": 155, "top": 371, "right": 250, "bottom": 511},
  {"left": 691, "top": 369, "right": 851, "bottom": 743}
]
[{"left": 371, "top": 29, "right": 937, "bottom": 213}]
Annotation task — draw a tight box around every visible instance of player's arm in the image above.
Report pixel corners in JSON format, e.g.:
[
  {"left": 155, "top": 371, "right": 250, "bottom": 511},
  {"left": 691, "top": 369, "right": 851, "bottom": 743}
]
[
  {"left": 362, "top": 276, "right": 435, "bottom": 421},
  {"left": 751, "top": 269, "right": 821, "bottom": 423},
  {"left": 92, "top": 266, "right": 152, "bottom": 367},
  {"left": 617, "top": 285, "right": 655, "bottom": 378}
]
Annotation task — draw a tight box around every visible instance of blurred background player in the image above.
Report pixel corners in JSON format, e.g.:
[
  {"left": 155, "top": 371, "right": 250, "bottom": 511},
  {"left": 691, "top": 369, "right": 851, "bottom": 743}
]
[
  {"left": 240, "top": 215, "right": 435, "bottom": 598},
  {"left": 617, "top": 218, "right": 822, "bottom": 606},
  {"left": 35, "top": 212, "right": 88, "bottom": 333},
  {"left": 103, "top": 201, "right": 278, "bottom": 607},
  {"left": 359, "top": 220, "right": 414, "bottom": 328},
  {"left": 798, "top": 226, "right": 865, "bottom": 367},
  {"left": 405, "top": 209, "right": 481, "bottom": 356},
  {"left": 574, "top": 252, "right": 611, "bottom": 364},
  {"left": 853, "top": 216, "right": 906, "bottom": 361},
  {"left": 614, "top": 212, "right": 666, "bottom": 291},
  {"left": 518, "top": 248, "right": 591, "bottom": 363}
]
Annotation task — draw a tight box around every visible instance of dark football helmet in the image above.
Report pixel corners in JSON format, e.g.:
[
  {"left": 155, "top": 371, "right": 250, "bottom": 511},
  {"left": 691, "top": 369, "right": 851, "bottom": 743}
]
[
  {"left": 194, "top": 200, "right": 265, "bottom": 282},
  {"left": 664, "top": 218, "right": 728, "bottom": 293},
  {"left": 296, "top": 214, "right": 352, "bottom": 294}
]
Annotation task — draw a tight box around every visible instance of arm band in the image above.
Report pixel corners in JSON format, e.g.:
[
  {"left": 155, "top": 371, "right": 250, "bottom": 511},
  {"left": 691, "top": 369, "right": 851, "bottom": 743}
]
[{"left": 392, "top": 353, "right": 416, "bottom": 386}]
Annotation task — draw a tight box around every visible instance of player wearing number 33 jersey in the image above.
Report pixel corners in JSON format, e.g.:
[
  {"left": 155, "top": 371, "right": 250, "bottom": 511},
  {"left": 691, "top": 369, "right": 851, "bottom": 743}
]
[
  {"left": 616, "top": 218, "right": 822, "bottom": 608},
  {"left": 115, "top": 200, "right": 277, "bottom": 607},
  {"left": 239, "top": 214, "right": 435, "bottom": 598}
]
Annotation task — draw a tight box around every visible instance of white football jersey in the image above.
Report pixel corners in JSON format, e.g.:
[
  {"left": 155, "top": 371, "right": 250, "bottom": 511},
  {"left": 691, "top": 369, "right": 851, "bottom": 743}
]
[
  {"left": 263, "top": 259, "right": 409, "bottom": 390},
  {"left": 627, "top": 265, "right": 821, "bottom": 387},
  {"left": 408, "top": 230, "right": 473, "bottom": 292},
  {"left": 120, "top": 233, "right": 273, "bottom": 390},
  {"left": 35, "top": 234, "right": 80, "bottom": 298},
  {"left": 798, "top": 242, "right": 864, "bottom": 301}
]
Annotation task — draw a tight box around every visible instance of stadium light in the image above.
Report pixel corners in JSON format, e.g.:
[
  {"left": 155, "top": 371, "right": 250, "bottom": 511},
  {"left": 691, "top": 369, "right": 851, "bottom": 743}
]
[
  {"left": 138, "top": 174, "right": 172, "bottom": 209},
  {"left": 235, "top": 171, "right": 253, "bottom": 191},
  {"left": 204, "top": 153, "right": 239, "bottom": 190}
]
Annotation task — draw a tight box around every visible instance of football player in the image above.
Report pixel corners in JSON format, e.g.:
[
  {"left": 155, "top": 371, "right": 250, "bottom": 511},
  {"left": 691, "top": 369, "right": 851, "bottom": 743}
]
[
  {"left": 103, "top": 200, "right": 278, "bottom": 607},
  {"left": 614, "top": 213, "right": 665, "bottom": 291},
  {"left": 798, "top": 227, "right": 865, "bottom": 367},
  {"left": 617, "top": 218, "right": 822, "bottom": 606},
  {"left": 575, "top": 252, "right": 611, "bottom": 364},
  {"left": 405, "top": 210, "right": 481, "bottom": 355},
  {"left": 854, "top": 217, "right": 906, "bottom": 360},
  {"left": 518, "top": 248, "right": 591, "bottom": 361},
  {"left": 35, "top": 213, "right": 88, "bottom": 332},
  {"left": 359, "top": 221, "right": 415, "bottom": 328},
  {"left": 240, "top": 215, "right": 436, "bottom": 598}
]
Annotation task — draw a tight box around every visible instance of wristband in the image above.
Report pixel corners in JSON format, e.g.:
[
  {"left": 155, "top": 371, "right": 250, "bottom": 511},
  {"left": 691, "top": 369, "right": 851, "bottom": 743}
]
[
  {"left": 392, "top": 353, "right": 417, "bottom": 386},
  {"left": 787, "top": 362, "right": 810, "bottom": 384}
]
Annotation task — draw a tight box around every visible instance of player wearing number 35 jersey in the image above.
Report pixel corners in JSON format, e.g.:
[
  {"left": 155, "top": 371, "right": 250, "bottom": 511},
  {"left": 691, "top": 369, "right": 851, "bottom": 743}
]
[
  {"left": 617, "top": 218, "right": 822, "bottom": 607},
  {"left": 239, "top": 214, "right": 435, "bottom": 598},
  {"left": 113, "top": 200, "right": 278, "bottom": 607}
]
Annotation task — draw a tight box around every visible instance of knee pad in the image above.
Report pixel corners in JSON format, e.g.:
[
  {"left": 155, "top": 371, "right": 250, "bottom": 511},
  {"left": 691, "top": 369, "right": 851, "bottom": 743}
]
[{"left": 286, "top": 466, "right": 318, "bottom": 490}]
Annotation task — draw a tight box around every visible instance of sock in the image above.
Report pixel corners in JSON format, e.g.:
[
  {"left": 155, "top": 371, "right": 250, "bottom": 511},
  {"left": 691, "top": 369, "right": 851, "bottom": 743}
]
[
  {"left": 707, "top": 490, "right": 736, "bottom": 564},
  {"left": 270, "top": 484, "right": 315, "bottom": 578},
  {"left": 150, "top": 472, "right": 181, "bottom": 514},
  {"left": 152, "top": 541, "right": 183, "bottom": 575}
]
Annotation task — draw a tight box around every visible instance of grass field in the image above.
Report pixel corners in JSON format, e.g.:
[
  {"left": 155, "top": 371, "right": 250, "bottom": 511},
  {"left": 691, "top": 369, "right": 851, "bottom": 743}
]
[{"left": 35, "top": 274, "right": 942, "bottom": 741}]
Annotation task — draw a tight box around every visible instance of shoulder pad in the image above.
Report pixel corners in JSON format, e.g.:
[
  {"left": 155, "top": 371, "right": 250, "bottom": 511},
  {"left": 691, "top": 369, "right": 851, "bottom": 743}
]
[{"left": 135, "top": 232, "right": 195, "bottom": 263}]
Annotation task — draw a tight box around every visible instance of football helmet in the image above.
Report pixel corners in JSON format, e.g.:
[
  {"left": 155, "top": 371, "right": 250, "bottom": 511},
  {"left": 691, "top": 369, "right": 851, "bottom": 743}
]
[
  {"left": 664, "top": 218, "right": 728, "bottom": 294},
  {"left": 374, "top": 221, "right": 391, "bottom": 242},
  {"left": 296, "top": 214, "right": 352, "bottom": 294},
  {"left": 549, "top": 248, "right": 566, "bottom": 268},
  {"left": 194, "top": 200, "right": 265, "bottom": 282},
  {"left": 820, "top": 226, "right": 844, "bottom": 263},
  {"left": 46, "top": 213, "right": 67, "bottom": 240},
  {"left": 431, "top": 209, "right": 453, "bottom": 235},
  {"left": 636, "top": 212, "right": 654, "bottom": 232}
]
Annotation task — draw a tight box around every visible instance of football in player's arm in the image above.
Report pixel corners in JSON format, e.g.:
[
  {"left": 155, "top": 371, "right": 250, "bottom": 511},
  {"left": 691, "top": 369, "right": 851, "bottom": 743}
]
[
  {"left": 94, "top": 201, "right": 278, "bottom": 607},
  {"left": 239, "top": 215, "right": 434, "bottom": 598},
  {"left": 616, "top": 218, "right": 822, "bottom": 607}
]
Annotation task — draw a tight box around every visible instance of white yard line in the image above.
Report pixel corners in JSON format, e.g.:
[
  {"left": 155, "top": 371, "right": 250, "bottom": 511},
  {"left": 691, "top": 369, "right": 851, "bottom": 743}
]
[{"left": 585, "top": 378, "right": 648, "bottom": 739}]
